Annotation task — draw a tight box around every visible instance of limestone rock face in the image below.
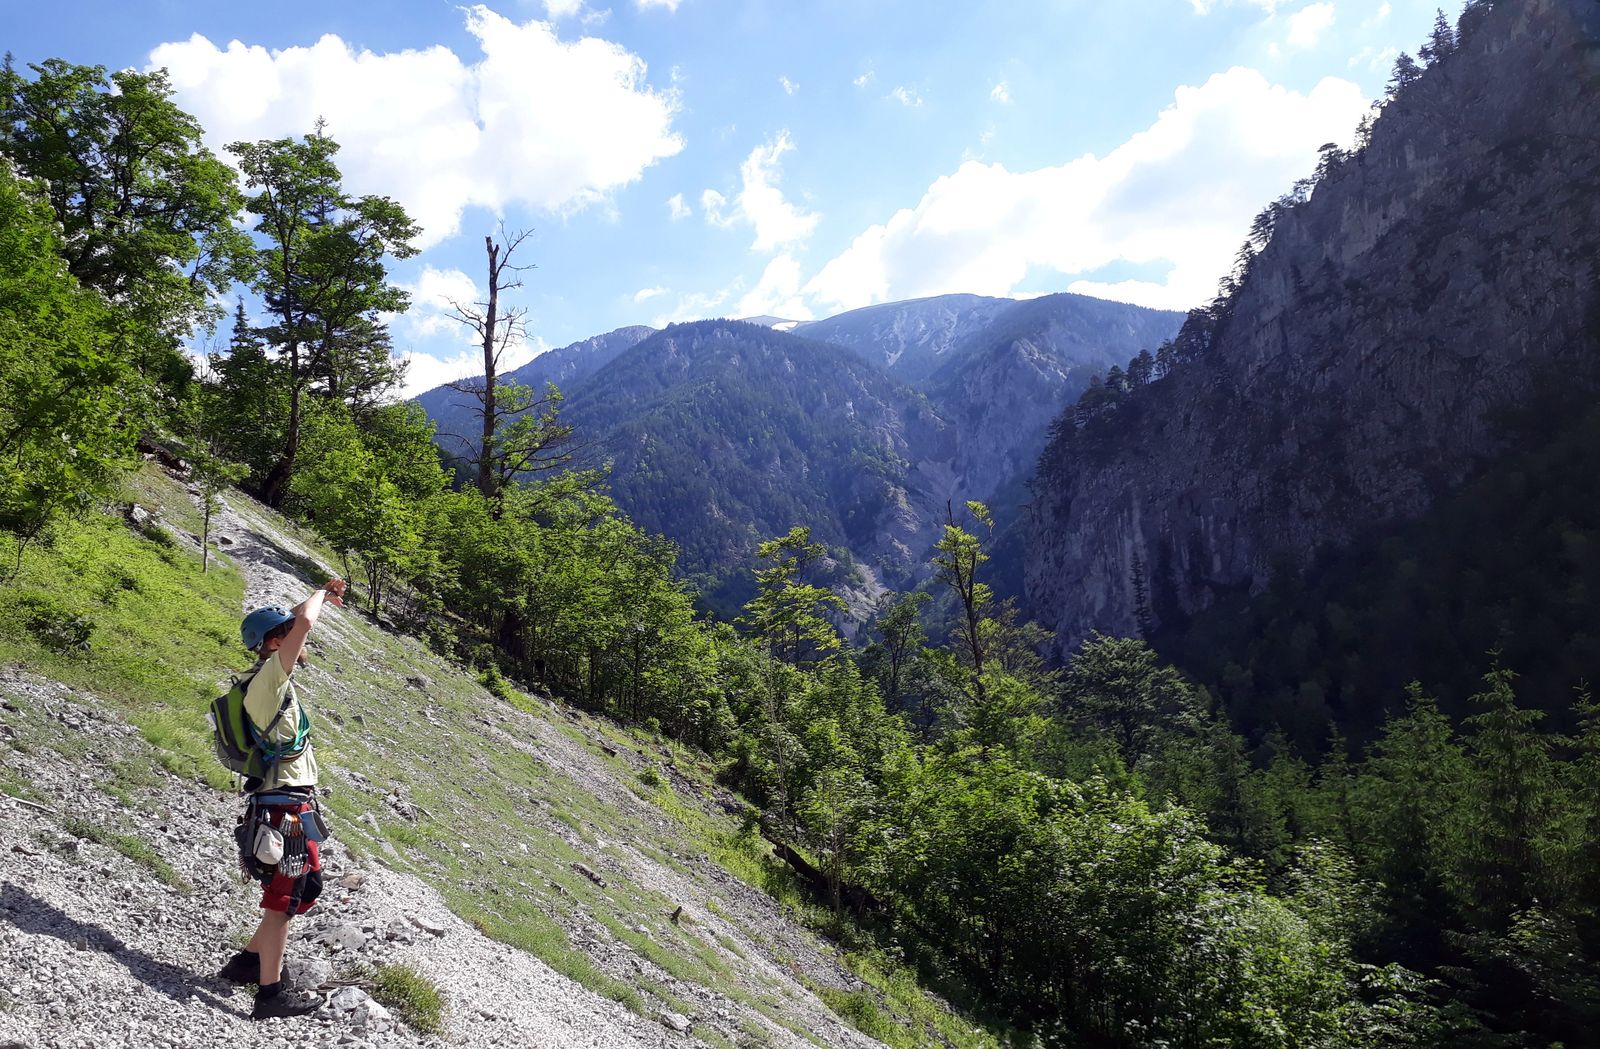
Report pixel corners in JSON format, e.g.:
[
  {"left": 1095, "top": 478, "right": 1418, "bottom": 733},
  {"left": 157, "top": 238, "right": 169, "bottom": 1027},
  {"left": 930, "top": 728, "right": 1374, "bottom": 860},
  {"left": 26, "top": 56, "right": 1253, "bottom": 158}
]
[{"left": 1025, "top": 0, "right": 1600, "bottom": 655}]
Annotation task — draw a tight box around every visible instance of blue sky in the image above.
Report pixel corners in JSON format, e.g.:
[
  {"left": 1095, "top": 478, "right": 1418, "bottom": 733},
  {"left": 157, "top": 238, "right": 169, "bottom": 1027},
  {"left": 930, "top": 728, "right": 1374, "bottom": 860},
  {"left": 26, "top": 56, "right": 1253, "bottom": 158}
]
[{"left": 6, "top": 0, "right": 1443, "bottom": 394}]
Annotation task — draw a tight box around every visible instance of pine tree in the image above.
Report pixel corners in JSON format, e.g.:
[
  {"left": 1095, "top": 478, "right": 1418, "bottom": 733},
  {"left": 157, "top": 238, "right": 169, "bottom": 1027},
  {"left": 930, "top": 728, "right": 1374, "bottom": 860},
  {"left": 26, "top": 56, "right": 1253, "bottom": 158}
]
[
  {"left": 1458, "top": 665, "right": 1558, "bottom": 926},
  {"left": 1419, "top": 8, "right": 1457, "bottom": 65},
  {"left": 1387, "top": 52, "right": 1424, "bottom": 97}
]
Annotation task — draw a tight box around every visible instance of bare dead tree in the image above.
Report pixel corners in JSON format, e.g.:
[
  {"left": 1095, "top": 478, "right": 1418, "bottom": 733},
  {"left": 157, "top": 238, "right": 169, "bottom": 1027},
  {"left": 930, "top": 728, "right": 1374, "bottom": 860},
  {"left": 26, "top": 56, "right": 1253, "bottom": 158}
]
[{"left": 440, "top": 226, "right": 574, "bottom": 507}]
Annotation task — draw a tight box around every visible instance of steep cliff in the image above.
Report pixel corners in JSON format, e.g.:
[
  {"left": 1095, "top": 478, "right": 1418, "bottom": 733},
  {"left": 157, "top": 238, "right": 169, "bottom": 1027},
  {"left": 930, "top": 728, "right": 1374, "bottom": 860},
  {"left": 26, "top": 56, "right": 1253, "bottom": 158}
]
[{"left": 1025, "top": 0, "right": 1600, "bottom": 655}]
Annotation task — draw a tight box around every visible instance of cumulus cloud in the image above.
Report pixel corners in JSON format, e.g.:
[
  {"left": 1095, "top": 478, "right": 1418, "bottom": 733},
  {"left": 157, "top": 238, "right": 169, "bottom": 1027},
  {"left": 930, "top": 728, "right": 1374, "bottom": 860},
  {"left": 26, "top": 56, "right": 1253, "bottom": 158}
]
[
  {"left": 701, "top": 132, "right": 819, "bottom": 252},
  {"left": 736, "top": 255, "right": 813, "bottom": 320},
  {"left": 391, "top": 265, "right": 549, "bottom": 398},
  {"left": 1349, "top": 44, "right": 1399, "bottom": 71},
  {"left": 393, "top": 266, "right": 481, "bottom": 341},
  {"left": 149, "top": 6, "right": 682, "bottom": 249},
  {"left": 633, "top": 285, "right": 668, "bottom": 302},
  {"left": 1190, "top": 0, "right": 1285, "bottom": 13},
  {"left": 1287, "top": 2, "right": 1336, "bottom": 48},
  {"left": 990, "top": 80, "right": 1012, "bottom": 103},
  {"left": 804, "top": 67, "right": 1370, "bottom": 313},
  {"left": 652, "top": 286, "right": 733, "bottom": 327},
  {"left": 544, "top": 0, "right": 583, "bottom": 17},
  {"left": 637, "top": 0, "right": 681, "bottom": 10},
  {"left": 889, "top": 85, "right": 923, "bottom": 107},
  {"left": 666, "top": 192, "right": 691, "bottom": 219},
  {"left": 778, "top": 75, "right": 798, "bottom": 95}
]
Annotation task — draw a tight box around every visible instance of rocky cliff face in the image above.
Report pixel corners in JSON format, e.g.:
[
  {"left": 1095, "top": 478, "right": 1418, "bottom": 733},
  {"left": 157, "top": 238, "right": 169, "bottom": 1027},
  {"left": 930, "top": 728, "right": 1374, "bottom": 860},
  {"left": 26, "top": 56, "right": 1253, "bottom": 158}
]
[{"left": 1025, "top": 0, "right": 1600, "bottom": 655}]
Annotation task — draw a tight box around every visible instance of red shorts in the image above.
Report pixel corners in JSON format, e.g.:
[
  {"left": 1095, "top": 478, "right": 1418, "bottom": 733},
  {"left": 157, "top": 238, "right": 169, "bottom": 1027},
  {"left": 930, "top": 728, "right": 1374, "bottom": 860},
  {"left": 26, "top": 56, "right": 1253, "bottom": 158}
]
[{"left": 257, "top": 801, "right": 323, "bottom": 916}]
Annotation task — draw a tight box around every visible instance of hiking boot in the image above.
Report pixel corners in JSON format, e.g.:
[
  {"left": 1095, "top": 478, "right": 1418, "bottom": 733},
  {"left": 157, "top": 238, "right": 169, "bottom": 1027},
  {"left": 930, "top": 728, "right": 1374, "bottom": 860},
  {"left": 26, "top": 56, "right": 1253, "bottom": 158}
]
[
  {"left": 251, "top": 981, "right": 321, "bottom": 1021},
  {"left": 217, "top": 949, "right": 259, "bottom": 984}
]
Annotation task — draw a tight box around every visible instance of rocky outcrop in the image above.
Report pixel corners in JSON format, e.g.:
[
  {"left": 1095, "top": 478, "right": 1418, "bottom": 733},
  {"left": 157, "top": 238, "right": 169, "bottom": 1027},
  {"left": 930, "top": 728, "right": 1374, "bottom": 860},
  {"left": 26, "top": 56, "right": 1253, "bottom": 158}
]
[{"left": 1025, "top": 0, "right": 1600, "bottom": 655}]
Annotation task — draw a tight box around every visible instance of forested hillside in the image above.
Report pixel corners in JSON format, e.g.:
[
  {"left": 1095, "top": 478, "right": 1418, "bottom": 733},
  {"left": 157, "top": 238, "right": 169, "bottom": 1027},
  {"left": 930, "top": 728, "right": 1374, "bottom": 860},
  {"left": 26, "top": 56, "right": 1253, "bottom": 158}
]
[
  {"left": 415, "top": 324, "right": 655, "bottom": 473},
  {"left": 5, "top": 2, "right": 1600, "bottom": 1045},
  {"left": 416, "top": 294, "right": 1179, "bottom": 615}
]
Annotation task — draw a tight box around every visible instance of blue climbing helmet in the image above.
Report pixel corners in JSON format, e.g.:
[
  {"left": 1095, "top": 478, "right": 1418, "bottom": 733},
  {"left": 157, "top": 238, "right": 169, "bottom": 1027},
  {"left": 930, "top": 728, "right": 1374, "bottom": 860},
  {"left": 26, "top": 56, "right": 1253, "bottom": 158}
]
[{"left": 241, "top": 606, "right": 296, "bottom": 652}]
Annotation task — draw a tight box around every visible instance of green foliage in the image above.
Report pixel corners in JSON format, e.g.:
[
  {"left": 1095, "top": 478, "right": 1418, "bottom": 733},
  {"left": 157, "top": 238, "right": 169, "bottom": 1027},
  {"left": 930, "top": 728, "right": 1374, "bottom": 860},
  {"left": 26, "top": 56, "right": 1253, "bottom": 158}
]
[
  {"left": 355, "top": 962, "right": 447, "bottom": 1036},
  {"left": 290, "top": 405, "right": 434, "bottom": 618},
  {"left": 0, "top": 162, "right": 140, "bottom": 555},
  {"left": 1061, "top": 633, "right": 1202, "bottom": 768},
  {"left": 0, "top": 468, "right": 248, "bottom": 792},
  {"left": 739, "top": 526, "right": 844, "bottom": 666},
  {"left": 17, "top": 593, "right": 94, "bottom": 653},
  {"left": 0, "top": 59, "right": 249, "bottom": 354},
  {"left": 228, "top": 128, "right": 418, "bottom": 507}
]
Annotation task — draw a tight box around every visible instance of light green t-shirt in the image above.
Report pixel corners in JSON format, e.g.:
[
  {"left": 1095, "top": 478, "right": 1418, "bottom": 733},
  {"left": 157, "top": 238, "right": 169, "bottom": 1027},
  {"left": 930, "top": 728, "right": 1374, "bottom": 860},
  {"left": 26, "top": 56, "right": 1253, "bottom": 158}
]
[{"left": 243, "top": 653, "right": 318, "bottom": 790}]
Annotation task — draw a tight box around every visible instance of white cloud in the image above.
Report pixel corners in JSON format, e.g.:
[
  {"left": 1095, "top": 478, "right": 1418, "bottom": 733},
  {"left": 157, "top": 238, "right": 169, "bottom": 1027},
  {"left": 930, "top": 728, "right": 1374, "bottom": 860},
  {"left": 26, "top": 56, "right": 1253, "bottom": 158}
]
[
  {"left": 150, "top": 6, "right": 682, "bottom": 249},
  {"left": 1287, "top": 2, "right": 1336, "bottom": 48},
  {"left": 804, "top": 67, "right": 1370, "bottom": 313},
  {"left": 393, "top": 266, "right": 482, "bottom": 340},
  {"left": 735, "top": 255, "right": 813, "bottom": 320},
  {"left": 637, "top": 0, "right": 681, "bottom": 10},
  {"left": 853, "top": 70, "right": 875, "bottom": 88},
  {"left": 391, "top": 265, "right": 549, "bottom": 398},
  {"left": 1190, "top": 0, "right": 1284, "bottom": 13},
  {"left": 398, "top": 338, "right": 548, "bottom": 400},
  {"left": 1349, "top": 44, "right": 1399, "bottom": 71},
  {"left": 778, "top": 75, "right": 798, "bottom": 95},
  {"left": 990, "top": 80, "right": 1011, "bottom": 104},
  {"left": 666, "top": 192, "right": 691, "bottom": 219},
  {"left": 633, "top": 285, "right": 668, "bottom": 302},
  {"left": 701, "top": 132, "right": 820, "bottom": 253},
  {"left": 652, "top": 286, "right": 733, "bottom": 327},
  {"left": 1365, "top": 1, "right": 1392, "bottom": 26},
  {"left": 544, "top": 0, "right": 583, "bottom": 17},
  {"left": 889, "top": 85, "right": 923, "bottom": 107}
]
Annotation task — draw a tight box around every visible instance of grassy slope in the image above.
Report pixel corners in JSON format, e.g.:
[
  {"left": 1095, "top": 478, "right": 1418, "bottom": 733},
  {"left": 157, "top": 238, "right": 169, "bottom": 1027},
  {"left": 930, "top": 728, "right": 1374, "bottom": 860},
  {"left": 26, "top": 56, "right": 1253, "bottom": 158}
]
[{"left": 0, "top": 464, "right": 1001, "bottom": 1049}]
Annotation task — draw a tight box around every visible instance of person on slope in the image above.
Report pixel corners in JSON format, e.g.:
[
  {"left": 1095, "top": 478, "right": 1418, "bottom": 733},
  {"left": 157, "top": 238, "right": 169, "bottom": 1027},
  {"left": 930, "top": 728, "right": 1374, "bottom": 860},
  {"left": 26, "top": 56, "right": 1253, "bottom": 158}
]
[{"left": 217, "top": 579, "right": 345, "bottom": 1020}]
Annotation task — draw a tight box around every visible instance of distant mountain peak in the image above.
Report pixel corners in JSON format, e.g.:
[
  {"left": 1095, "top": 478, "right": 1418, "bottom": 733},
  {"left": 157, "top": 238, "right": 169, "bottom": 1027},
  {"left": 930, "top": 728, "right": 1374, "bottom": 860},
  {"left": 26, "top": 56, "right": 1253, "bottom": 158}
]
[{"left": 736, "top": 315, "right": 802, "bottom": 331}]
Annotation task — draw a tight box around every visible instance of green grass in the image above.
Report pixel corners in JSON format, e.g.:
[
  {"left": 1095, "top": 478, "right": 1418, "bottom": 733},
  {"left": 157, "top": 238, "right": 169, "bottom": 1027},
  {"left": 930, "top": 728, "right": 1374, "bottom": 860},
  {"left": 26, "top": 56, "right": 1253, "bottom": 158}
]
[
  {"left": 58, "top": 815, "right": 190, "bottom": 891},
  {"left": 355, "top": 962, "right": 448, "bottom": 1036},
  {"left": 819, "top": 988, "right": 898, "bottom": 1042},
  {"left": 120, "top": 465, "right": 206, "bottom": 538},
  {"left": 0, "top": 470, "right": 248, "bottom": 792},
  {"left": 449, "top": 892, "right": 646, "bottom": 1015}
]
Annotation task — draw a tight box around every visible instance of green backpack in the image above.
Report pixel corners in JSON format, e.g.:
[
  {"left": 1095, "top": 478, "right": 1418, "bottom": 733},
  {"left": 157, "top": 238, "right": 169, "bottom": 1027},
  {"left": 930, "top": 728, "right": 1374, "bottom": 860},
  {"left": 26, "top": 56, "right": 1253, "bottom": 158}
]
[{"left": 209, "top": 663, "right": 312, "bottom": 778}]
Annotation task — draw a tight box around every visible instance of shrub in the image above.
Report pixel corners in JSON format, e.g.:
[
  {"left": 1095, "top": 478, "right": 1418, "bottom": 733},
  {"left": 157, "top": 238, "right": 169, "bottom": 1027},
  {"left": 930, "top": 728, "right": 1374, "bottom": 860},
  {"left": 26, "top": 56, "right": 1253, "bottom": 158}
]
[
  {"left": 354, "top": 962, "right": 447, "bottom": 1035},
  {"left": 18, "top": 594, "right": 94, "bottom": 654}
]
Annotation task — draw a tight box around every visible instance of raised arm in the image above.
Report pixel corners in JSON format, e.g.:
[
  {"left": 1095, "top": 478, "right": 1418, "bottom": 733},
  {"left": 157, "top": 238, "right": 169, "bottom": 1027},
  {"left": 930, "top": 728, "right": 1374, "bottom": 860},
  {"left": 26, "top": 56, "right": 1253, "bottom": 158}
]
[{"left": 276, "top": 579, "right": 346, "bottom": 676}]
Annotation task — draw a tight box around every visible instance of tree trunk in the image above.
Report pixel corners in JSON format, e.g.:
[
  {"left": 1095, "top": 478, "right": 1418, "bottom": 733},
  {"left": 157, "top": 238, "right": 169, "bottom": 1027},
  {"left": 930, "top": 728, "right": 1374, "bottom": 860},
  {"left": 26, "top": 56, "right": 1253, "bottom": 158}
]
[
  {"left": 477, "top": 236, "right": 499, "bottom": 503},
  {"left": 260, "top": 368, "right": 302, "bottom": 509}
]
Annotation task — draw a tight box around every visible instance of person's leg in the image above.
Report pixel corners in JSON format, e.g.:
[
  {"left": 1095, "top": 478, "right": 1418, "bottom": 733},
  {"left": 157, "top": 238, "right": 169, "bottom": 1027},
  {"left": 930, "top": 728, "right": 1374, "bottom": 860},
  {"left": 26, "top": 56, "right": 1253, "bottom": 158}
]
[{"left": 252, "top": 909, "right": 292, "bottom": 985}]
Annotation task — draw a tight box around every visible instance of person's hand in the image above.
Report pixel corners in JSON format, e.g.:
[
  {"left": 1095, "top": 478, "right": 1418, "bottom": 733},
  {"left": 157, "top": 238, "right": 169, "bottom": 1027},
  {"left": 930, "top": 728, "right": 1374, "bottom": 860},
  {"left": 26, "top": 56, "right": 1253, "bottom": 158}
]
[{"left": 323, "top": 578, "right": 347, "bottom": 607}]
